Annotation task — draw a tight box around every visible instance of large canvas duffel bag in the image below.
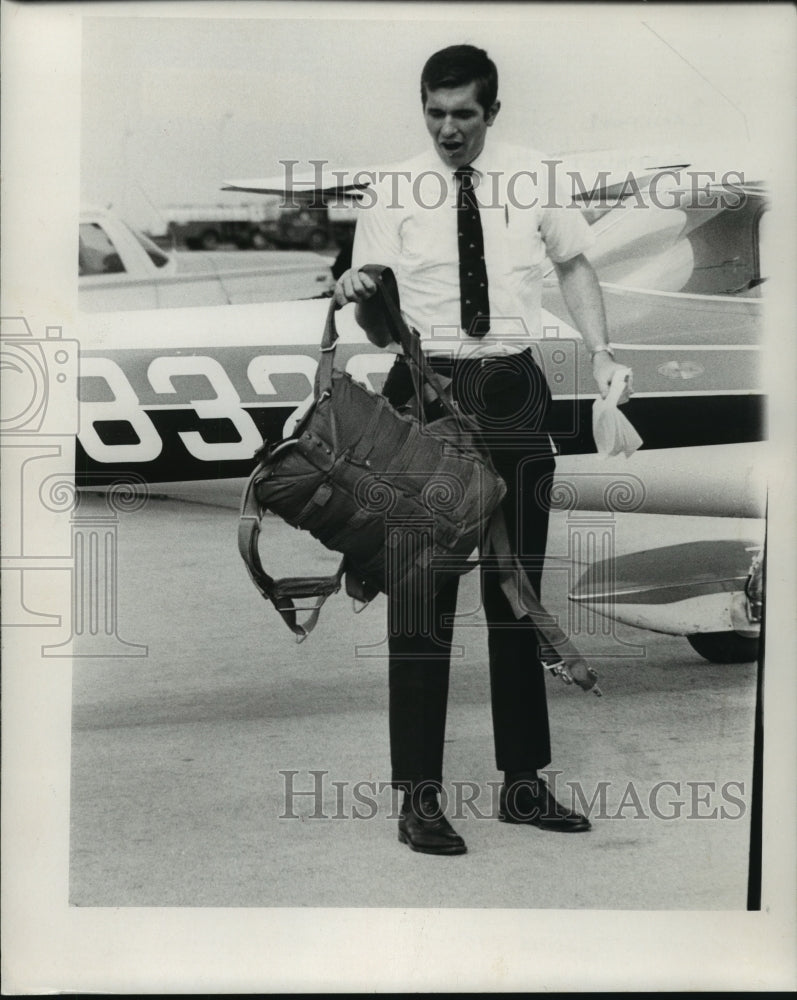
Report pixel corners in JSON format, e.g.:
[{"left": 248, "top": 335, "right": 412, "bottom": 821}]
[
  {"left": 238, "top": 265, "right": 599, "bottom": 692},
  {"left": 239, "top": 265, "right": 506, "bottom": 637}
]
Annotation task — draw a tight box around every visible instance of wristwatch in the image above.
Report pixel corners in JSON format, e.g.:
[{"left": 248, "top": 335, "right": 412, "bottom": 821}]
[{"left": 590, "top": 345, "right": 615, "bottom": 361}]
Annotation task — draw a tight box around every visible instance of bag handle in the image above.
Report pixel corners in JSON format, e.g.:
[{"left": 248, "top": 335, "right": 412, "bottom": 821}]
[
  {"left": 317, "top": 265, "right": 462, "bottom": 425},
  {"left": 360, "top": 264, "right": 464, "bottom": 425}
]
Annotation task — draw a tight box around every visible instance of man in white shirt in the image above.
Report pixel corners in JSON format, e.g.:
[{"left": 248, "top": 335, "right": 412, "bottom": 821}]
[{"left": 334, "top": 44, "right": 625, "bottom": 855}]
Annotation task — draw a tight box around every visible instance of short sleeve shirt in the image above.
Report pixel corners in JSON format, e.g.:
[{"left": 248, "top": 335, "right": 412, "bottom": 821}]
[{"left": 351, "top": 140, "right": 595, "bottom": 357}]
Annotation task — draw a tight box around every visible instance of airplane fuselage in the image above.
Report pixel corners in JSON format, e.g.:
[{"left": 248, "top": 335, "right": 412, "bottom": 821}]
[{"left": 75, "top": 292, "right": 765, "bottom": 522}]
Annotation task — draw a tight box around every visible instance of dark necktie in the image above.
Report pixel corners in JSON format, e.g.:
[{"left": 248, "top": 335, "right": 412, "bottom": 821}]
[{"left": 455, "top": 165, "right": 490, "bottom": 337}]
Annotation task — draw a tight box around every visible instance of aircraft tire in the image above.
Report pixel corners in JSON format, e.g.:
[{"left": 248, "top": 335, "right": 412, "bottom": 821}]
[
  {"left": 686, "top": 631, "right": 760, "bottom": 664},
  {"left": 201, "top": 229, "right": 220, "bottom": 250}
]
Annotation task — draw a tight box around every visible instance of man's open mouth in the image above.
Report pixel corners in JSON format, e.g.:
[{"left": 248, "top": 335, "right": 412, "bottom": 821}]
[{"left": 440, "top": 141, "right": 462, "bottom": 153}]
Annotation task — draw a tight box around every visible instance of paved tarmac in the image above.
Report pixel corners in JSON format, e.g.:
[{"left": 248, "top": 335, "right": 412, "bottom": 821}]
[{"left": 69, "top": 491, "right": 760, "bottom": 909}]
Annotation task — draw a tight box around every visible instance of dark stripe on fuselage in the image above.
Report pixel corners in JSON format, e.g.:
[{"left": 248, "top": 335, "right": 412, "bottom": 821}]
[
  {"left": 75, "top": 392, "right": 766, "bottom": 487},
  {"left": 550, "top": 392, "right": 765, "bottom": 455}
]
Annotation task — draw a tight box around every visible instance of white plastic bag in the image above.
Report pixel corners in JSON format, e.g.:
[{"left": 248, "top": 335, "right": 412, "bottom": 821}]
[{"left": 592, "top": 366, "right": 642, "bottom": 458}]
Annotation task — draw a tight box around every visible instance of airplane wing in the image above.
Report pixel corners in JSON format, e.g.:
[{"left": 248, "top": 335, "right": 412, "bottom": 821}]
[
  {"left": 222, "top": 149, "right": 693, "bottom": 199},
  {"left": 221, "top": 163, "right": 390, "bottom": 198}
]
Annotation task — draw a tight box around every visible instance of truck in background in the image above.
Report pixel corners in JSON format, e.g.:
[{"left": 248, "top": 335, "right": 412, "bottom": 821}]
[
  {"left": 151, "top": 198, "right": 358, "bottom": 253},
  {"left": 261, "top": 200, "right": 358, "bottom": 251},
  {"left": 155, "top": 202, "right": 281, "bottom": 251}
]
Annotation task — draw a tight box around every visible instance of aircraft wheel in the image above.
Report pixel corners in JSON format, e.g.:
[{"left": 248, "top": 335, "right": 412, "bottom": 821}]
[
  {"left": 686, "top": 631, "right": 760, "bottom": 663},
  {"left": 251, "top": 231, "right": 270, "bottom": 250},
  {"left": 201, "top": 229, "right": 220, "bottom": 250}
]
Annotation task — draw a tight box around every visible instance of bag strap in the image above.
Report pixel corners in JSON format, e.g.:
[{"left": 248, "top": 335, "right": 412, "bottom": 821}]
[
  {"left": 238, "top": 465, "right": 346, "bottom": 642},
  {"left": 361, "top": 264, "right": 466, "bottom": 425},
  {"left": 484, "top": 506, "right": 598, "bottom": 690}
]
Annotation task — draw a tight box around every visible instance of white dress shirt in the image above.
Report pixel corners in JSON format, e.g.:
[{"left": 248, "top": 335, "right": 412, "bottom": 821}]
[{"left": 352, "top": 140, "right": 595, "bottom": 357}]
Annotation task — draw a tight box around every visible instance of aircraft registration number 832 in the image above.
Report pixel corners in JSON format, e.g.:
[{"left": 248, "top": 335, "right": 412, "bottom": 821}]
[{"left": 78, "top": 350, "right": 393, "bottom": 467}]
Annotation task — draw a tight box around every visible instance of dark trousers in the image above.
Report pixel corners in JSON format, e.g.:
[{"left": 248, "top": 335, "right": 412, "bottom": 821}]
[{"left": 381, "top": 349, "right": 556, "bottom": 791}]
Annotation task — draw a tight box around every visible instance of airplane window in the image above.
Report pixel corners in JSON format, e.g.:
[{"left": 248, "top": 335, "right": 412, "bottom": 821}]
[{"left": 79, "top": 223, "right": 126, "bottom": 275}]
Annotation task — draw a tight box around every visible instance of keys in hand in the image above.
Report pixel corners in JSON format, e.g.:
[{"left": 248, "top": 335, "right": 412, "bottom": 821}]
[{"left": 542, "top": 654, "right": 602, "bottom": 697}]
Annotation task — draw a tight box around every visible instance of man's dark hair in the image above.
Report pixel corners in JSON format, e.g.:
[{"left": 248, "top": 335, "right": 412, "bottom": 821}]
[{"left": 420, "top": 45, "right": 498, "bottom": 115}]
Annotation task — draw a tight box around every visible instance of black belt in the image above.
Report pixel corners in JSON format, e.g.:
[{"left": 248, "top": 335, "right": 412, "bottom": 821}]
[
  {"left": 397, "top": 347, "right": 534, "bottom": 374},
  {"left": 430, "top": 349, "right": 535, "bottom": 377}
]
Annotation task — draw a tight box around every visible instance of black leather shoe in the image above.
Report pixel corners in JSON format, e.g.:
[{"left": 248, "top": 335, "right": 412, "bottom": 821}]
[
  {"left": 499, "top": 779, "right": 591, "bottom": 832},
  {"left": 398, "top": 793, "right": 467, "bottom": 855}
]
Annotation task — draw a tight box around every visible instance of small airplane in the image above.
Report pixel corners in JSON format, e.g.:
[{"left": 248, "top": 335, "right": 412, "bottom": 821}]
[{"left": 69, "top": 157, "right": 767, "bottom": 664}]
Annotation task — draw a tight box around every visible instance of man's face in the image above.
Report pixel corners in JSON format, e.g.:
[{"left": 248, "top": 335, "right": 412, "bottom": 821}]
[{"left": 423, "top": 81, "right": 499, "bottom": 169}]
